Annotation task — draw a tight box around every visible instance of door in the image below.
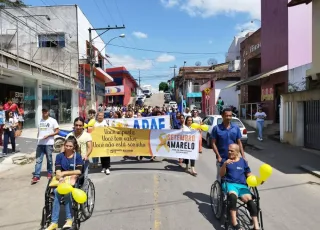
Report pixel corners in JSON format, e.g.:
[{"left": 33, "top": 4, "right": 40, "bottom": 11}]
[
  {"left": 274, "top": 83, "right": 285, "bottom": 123},
  {"left": 304, "top": 100, "right": 320, "bottom": 150}
]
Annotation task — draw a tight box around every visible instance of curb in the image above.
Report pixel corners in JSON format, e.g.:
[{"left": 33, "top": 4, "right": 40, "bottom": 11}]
[
  {"left": 0, "top": 152, "right": 36, "bottom": 174},
  {"left": 300, "top": 164, "right": 320, "bottom": 178},
  {"left": 246, "top": 143, "right": 264, "bottom": 150}
]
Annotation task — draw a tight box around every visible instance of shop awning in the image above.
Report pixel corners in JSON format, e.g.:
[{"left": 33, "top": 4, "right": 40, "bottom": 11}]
[
  {"left": 287, "top": 0, "right": 312, "bottom": 7},
  {"left": 96, "top": 67, "right": 113, "bottom": 83},
  {"left": 222, "top": 65, "right": 288, "bottom": 89}
]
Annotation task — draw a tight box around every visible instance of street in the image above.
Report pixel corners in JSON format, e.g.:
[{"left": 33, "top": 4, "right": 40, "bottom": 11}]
[{"left": 0, "top": 137, "right": 320, "bottom": 230}]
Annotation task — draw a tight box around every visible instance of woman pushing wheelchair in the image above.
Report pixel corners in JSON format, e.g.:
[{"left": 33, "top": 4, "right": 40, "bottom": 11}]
[
  {"left": 220, "top": 143, "right": 260, "bottom": 230},
  {"left": 46, "top": 136, "right": 84, "bottom": 230}
]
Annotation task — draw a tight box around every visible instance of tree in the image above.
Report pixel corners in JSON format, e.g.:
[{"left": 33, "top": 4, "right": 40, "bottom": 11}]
[
  {"left": 159, "top": 82, "right": 169, "bottom": 92},
  {"left": 0, "top": 0, "right": 26, "bottom": 7}
]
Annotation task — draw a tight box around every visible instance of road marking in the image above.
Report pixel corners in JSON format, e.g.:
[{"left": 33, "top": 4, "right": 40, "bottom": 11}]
[{"left": 153, "top": 174, "right": 161, "bottom": 230}]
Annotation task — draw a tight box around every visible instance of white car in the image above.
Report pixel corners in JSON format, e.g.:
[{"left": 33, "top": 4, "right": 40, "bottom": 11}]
[
  {"left": 201, "top": 115, "right": 248, "bottom": 147},
  {"left": 169, "top": 101, "right": 177, "bottom": 109}
]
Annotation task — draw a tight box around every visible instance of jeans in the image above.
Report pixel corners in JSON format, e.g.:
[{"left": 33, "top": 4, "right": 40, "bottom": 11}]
[
  {"left": 2, "top": 129, "right": 15, "bottom": 154},
  {"left": 256, "top": 121, "right": 264, "bottom": 139},
  {"left": 92, "top": 157, "right": 99, "bottom": 165},
  {"left": 51, "top": 189, "right": 72, "bottom": 223},
  {"left": 34, "top": 145, "right": 53, "bottom": 178},
  {"left": 84, "top": 160, "right": 89, "bottom": 178},
  {"left": 0, "top": 124, "right": 4, "bottom": 146},
  {"left": 216, "top": 161, "right": 221, "bottom": 181}
]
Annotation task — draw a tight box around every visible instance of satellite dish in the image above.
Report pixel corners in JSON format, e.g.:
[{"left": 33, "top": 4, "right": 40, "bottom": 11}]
[
  {"left": 208, "top": 58, "right": 217, "bottom": 66},
  {"left": 195, "top": 61, "right": 201, "bottom": 66}
]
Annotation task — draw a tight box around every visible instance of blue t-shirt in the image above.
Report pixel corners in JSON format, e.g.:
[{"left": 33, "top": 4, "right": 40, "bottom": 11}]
[
  {"left": 211, "top": 123, "right": 242, "bottom": 160},
  {"left": 0, "top": 110, "right": 4, "bottom": 125},
  {"left": 221, "top": 158, "right": 251, "bottom": 185},
  {"left": 55, "top": 152, "right": 83, "bottom": 172}
]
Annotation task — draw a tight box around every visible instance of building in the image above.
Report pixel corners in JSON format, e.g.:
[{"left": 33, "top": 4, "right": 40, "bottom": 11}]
[
  {"left": 105, "top": 67, "right": 139, "bottom": 106},
  {"left": 0, "top": 5, "right": 110, "bottom": 127},
  {"left": 280, "top": 0, "right": 320, "bottom": 150},
  {"left": 174, "top": 64, "right": 240, "bottom": 113}
]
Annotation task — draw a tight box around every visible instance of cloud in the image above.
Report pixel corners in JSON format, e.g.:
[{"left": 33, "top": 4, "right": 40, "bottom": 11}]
[
  {"left": 132, "top": 31, "right": 148, "bottom": 39},
  {"left": 108, "top": 53, "right": 153, "bottom": 70},
  {"left": 160, "top": 0, "right": 261, "bottom": 19},
  {"left": 235, "top": 21, "right": 260, "bottom": 37},
  {"left": 156, "top": 53, "right": 176, "bottom": 63}
]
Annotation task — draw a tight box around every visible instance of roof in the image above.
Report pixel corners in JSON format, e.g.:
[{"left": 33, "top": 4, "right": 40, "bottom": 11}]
[
  {"left": 288, "top": 0, "right": 312, "bottom": 7},
  {"left": 106, "top": 66, "right": 139, "bottom": 88}
]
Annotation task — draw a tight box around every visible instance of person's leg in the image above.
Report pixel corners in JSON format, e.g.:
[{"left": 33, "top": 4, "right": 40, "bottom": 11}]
[
  {"left": 64, "top": 193, "right": 73, "bottom": 221},
  {"left": 190, "top": 160, "right": 197, "bottom": 175},
  {"left": 199, "top": 131, "right": 202, "bottom": 153},
  {"left": 216, "top": 161, "right": 221, "bottom": 181},
  {"left": 84, "top": 159, "right": 90, "bottom": 178},
  {"left": 240, "top": 191, "right": 259, "bottom": 229},
  {"left": 100, "top": 157, "right": 107, "bottom": 172},
  {"left": 105, "top": 157, "right": 111, "bottom": 175},
  {"left": 184, "top": 159, "right": 189, "bottom": 170},
  {"left": 2, "top": 130, "right": 9, "bottom": 154},
  {"left": 51, "top": 189, "right": 62, "bottom": 224},
  {"left": 45, "top": 145, "right": 54, "bottom": 176},
  {"left": 0, "top": 124, "right": 4, "bottom": 146},
  {"left": 228, "top": 192, "right": 239, "bottom": 227},
  {"left": 33, "top": 145, "right": 45, "bottom": 178},
  {"left": 256, "top": 121, "right": 261, "bottom": 139},
  {"left": 260, "top": 121, "right": 264, "bottom": 140},
  {"left": 9, "top": 130, "right": 16, "bottom": 152}
]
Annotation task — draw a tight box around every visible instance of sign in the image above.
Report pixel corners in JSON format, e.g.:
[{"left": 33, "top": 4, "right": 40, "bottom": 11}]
[
  {"left": 104, "top": 115, "right": 171, "bottom": 130},
  {"left": 204, "top": 88, "right": 211, "bottom": 95},
  {"left": 90, "top": 127, "right": 200, "bottom": 159},
  {"left": 187, "top": 92, "right": 202, "bottom": 98},
  {"left": 105, "top": 85, "right": 125, "bottom": 96},
  {"left": 261, "top": 87, "right": 274, "bottom": 101},
  {"left": 206, "top": 95, "right": 210, "bottom": 100}
]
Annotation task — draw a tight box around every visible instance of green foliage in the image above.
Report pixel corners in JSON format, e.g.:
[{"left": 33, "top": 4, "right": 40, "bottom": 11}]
[
  {"left": 159, "top": 82, "right": 169, "bottom": 91},
  {"left": 0, "top": 0, "right": 26, "bottom": 7}
]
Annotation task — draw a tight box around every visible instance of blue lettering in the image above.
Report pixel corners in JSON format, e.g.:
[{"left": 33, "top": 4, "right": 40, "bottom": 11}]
[
  {"left": 142, "top": 120, "right": 149, "bottom": 129},
  {"left": 158, "top": 118, "right": 165, "bottom": 130},
  {"left": 150, "top": 119, "right": 158, "bottom": 129},
  {"left": 133, "top": 120, "right": 140, "bottom": 129}
]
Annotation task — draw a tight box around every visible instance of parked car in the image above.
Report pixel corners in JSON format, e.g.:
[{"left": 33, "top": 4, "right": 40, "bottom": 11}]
[
  {"left": 164, "top": 93, "right": 171, "bottom": 103},
  {"left": 169, "top": 101, "right": 178, "bottom": 109},
  {"left": 201, "top": 115, "right": 248, "bottom": 148},
  {"left": 136, "top": 94, "right": 146, "bottom": 102},
  {"left": 143, "top": 89, "right": 152, "bottom": 98}
]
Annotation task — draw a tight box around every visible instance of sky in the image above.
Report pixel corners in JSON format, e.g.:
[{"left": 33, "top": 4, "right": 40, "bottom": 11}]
[{"left": 24, "top": 0, "right": 261, "bottom": 91}]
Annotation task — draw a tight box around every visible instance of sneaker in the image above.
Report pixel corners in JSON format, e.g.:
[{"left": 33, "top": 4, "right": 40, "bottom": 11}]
[
  {"left": 101, "top": 168, "right": 106, "bottom": 173},
  {"left": 105, "top": 168, "right": 110, "bottom": 175},
  {"left": 31, "top": 177, "right": 40, "bottom": 185},
  {"left": 47, "top": 173, "right": 52, "bottom": 179},
  {"left": 63, "top": 219, "right": 73, "bottom": 229},
  {"left": 45, "top": 223, "right": 58, "bottom": 230}
]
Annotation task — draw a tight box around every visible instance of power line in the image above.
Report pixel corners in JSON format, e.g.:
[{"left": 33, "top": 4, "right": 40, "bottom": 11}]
[{"left": 107, "top": 43, "right": 231, "bottom": 55}]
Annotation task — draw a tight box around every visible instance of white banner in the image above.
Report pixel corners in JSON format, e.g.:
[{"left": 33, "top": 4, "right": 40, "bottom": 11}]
[{"left": 104, "top": 115, "right": 171, "bottom": 130}]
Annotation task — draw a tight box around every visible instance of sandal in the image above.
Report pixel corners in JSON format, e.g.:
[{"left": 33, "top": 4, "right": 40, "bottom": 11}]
[{"left": 233, "top": 224, "right": 243, "bottom": 230}]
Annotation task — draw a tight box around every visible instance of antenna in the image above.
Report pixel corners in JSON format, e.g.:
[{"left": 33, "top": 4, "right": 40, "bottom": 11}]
[
  {"left": 207, "top": 58, "right": 218, "bottom": 66},
  {"left": 195, "top": 61, "right": 201, "bottom": 66}
]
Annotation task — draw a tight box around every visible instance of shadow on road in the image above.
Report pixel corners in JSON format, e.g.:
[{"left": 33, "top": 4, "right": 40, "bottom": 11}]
[{"left": 183, "top": 191, "right": 223, "bottom": 230}]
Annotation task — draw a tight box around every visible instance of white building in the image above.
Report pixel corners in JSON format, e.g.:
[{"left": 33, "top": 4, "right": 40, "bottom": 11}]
[
  {"left": 225, "top": 36, "right": 246, "bottom": 72},
  {"left": 0, "top": 5, "right": 109, "bottom": 127}
]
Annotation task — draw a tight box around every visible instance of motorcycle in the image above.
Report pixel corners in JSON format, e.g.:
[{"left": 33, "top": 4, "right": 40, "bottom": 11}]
[{"left": 54, "top": 129, "right": 73, "bottom": 152}]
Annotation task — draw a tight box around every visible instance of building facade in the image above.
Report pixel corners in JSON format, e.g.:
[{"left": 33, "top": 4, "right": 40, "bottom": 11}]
[
  {"left": 105, "top": 67, "right": 139, "bottom": 106},
  {"left": 0, "top": 5, "right": 108, "bottom": 127}
]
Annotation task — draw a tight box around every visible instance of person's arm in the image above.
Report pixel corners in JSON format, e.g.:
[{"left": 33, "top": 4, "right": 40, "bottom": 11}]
[
  {"left": 211, "top": 126, "right": 222, "bottom": 162},
  {"left": 55, "top": 154, "right": 63, "bottom": 180},
  {"left": 236, "top": 127, "right": 245, "bottom": 159},
  {"left": 84, "top": 136, "right": 93, "bottom": 160},
  {"left": 244, "top": 160, "right": 252, "bottom": 178},
  {"left": 220, "top": 159, "right": 232, "bottom": 177},
  {"left": 44, "top": 120, "right": 60, "bottom": 139}
]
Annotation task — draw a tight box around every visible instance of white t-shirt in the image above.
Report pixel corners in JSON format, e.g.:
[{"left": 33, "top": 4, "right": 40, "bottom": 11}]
[
  {"left": 66, "top": 131, "right": 92, "bottom": 158},
  {"left": 94, "top": 120, "right": 107, "bottom": 127},
  {"left": 254, "top": 112, "right": 267, "bottom": 122},
  {"left": 192, "top": 116, "right": 202, "bottom": 124},
  {"left": 38, "top": 117, "right": 59, "bottom": 145},
  {"left": 5, "top": 117, "right": 17, "bottom": 131},
  {"left": 183, "top": 112, "right": 192, "bottom": 117},
  {"left": 182, "top": 125, "right": 191, "bottom": 131}
]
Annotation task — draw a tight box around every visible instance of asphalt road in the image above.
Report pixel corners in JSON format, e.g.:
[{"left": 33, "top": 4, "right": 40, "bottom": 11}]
[
  {"left": 0, "top": 142, "right": 320, "bottom": 230},
  {"left": 144, "top": 93, "right": 165, "bottom": 107}
]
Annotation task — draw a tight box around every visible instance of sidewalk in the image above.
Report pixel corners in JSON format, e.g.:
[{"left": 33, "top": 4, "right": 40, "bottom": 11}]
[{"left": 245, "top": 125, "right": 320, "bottom": 177}]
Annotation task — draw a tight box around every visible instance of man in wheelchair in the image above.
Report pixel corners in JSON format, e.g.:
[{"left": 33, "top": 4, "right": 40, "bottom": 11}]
[
  {"left": 220, "top": 144, "right": 260, "bottom": 230},
  {"left": 46, "top": 136, "right": 84, "bottom": 230}
]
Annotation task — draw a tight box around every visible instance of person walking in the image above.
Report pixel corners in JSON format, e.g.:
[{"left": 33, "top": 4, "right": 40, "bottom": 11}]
[
  {"left": 184, "top": 116, "right": 197, "bottom": 176},
  {"left": 254, "top": 107, "right": 267, "bottom": 141},
  {"left": 1, "top": 110, "right": 18, "bottom": 157},
  {"left": 32, "top": 107, "right": 59, "bottom": 184},
  {"left": 0, "top": 103, "right": 5, "bottom": 147},
  {"left": 211, "top": 108, "right": 246, "bottom": 181},
  {"left": 94, "top": 112, "right": 110, "bottom": 175},
  {"left": 216, "top": 97, "right": 224, "bottom": 115},
  {"left": 192, "top": 110, "right": 203, "bottom": 154}
]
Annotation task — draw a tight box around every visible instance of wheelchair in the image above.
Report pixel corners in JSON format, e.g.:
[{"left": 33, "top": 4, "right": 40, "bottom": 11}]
[
  {"left": 40, "top": 174, "right": 95, "bottom": 230},
  {"left": 210, "top": 180, "right": 264, "bottom": 230}
]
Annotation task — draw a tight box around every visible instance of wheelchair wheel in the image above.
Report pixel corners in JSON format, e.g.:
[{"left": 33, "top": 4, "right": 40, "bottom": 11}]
[
  {"left": 210, "top": 180, "right": 223, "bottom": 219},
  {"left": 80, "top": 178, "right": 95, "bottom": 220}
]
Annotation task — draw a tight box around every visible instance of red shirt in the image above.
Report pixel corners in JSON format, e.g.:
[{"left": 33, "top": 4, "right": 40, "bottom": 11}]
[{"left": 4, "top": 103, "right": 18, "bottom": 112}]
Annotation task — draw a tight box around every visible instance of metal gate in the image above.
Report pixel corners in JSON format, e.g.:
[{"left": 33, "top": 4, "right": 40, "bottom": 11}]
[{"left": 304, "top": 100, "right": 320, "bottom": 150}]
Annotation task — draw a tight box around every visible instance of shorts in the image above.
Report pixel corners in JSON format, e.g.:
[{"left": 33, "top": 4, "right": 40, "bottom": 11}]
[{"left": 222, "top": 182, "right": 251, "bottom": 197}]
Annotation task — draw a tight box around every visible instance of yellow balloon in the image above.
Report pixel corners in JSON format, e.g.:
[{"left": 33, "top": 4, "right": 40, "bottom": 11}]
[
  {"left": 200, "top": 125, "right": 209, "bottom": 132},
  {"left": 256, "top": 177, "right": 263, "bottom": 186},
  {"left": 72, "top": 188, "right": 87, "bottom": 204},
  {"left": 57, "top": 183, "right": 73, "bottom": 195},
  {"left": 259, "top": 164, "right": 273, "bottom": 181},
  {"left": 84, "top": 123, "right": 88, "bottom": 128},
  {"left": 190, "top": 123, "right": 201, "bottom": 129},
  {"left": 87, "top": 119, "right": 96, "bottom": 127},
  {"left": 246, "top": 175, "right": 258, "bottom": 187}
]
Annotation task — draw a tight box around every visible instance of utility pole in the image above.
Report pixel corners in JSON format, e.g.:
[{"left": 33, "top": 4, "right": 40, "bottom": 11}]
[
  {"left": 139, "top": 69, "right": 141, "bottom": 87},
  {"left": 89, "top": 25, "right": 125, "bottom": 110},
  {"left": 170, "top": 65, "right": 177, "bottom": 77},
  {"left": 182, "top": 61, "right": 187, "bottom": 112}
]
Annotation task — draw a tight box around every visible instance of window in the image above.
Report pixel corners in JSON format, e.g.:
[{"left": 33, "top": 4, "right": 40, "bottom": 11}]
[
  {"left": 38, "top": 34, "right": 66, "bottom": 48},
  {"left": 285, "top": 102, "right": 293, "bottom": 132}
]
